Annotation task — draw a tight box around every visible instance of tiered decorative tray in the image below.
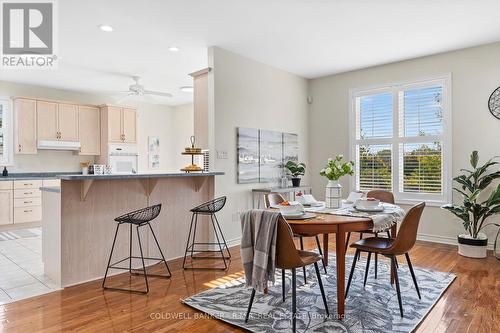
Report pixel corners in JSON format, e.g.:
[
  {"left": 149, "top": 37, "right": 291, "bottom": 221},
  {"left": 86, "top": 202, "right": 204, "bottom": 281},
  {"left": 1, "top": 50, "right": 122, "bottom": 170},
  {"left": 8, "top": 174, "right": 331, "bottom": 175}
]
[{"left": 181, "top": 136, "right": 204, "bottom": 172}]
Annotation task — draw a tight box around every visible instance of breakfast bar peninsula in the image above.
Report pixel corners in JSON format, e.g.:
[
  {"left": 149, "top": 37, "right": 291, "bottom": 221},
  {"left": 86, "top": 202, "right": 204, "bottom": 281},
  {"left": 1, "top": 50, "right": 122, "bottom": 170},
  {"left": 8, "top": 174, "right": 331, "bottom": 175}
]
[{"left": 40, "top": 172, "right": 224, "bottom": 287}]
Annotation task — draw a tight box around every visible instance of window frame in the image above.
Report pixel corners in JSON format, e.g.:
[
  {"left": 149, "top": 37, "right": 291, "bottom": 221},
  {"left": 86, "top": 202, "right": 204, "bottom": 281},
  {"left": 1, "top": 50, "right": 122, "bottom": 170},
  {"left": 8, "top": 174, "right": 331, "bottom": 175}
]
[
  {"left": 0, "top": 97, "right": 13, "bottom": 166},
  {"left": 349, "top": 74, "right": 452, "bottom": 206}
]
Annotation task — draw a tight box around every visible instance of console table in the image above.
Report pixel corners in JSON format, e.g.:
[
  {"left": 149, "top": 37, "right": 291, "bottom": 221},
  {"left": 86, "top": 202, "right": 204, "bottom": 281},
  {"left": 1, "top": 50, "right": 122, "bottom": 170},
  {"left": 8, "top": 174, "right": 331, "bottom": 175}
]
[{"left": 251, "top": 186, "right": 312, "bottom": 208}]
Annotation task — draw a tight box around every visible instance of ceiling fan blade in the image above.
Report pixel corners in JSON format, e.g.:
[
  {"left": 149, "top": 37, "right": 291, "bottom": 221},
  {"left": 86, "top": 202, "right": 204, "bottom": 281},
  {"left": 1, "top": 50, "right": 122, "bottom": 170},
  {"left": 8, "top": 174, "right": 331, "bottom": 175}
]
[
  {"left": 115, "top": 93, "right": 134, "bottom": 104},
  {"left": 143, "top": 90, "right": 173, "bottom": 98}
]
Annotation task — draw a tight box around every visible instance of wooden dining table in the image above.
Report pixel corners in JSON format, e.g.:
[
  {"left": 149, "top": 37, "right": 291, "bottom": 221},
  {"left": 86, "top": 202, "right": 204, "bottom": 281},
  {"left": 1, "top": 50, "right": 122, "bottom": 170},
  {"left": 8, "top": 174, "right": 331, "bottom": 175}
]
[{"left": 285, "top": 212, "right": 398, "bottom": 319}]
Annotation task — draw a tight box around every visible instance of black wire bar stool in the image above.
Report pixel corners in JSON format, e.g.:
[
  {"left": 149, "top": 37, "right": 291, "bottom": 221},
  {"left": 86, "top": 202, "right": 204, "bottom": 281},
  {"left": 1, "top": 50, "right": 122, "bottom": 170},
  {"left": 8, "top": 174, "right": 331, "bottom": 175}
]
[
  {"left": 102, "top": 204, "right": 172, "bottom": 294},
  {"left": 182, "top": 196, "right": 231, "bottom": 270}
]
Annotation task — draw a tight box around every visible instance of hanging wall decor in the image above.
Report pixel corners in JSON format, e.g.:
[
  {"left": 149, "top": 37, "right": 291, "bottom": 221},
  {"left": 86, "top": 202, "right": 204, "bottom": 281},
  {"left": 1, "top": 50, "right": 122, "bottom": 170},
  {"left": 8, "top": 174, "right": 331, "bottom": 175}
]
[{"left": 488, "top": 86, "right": 500, "bottom": 120}]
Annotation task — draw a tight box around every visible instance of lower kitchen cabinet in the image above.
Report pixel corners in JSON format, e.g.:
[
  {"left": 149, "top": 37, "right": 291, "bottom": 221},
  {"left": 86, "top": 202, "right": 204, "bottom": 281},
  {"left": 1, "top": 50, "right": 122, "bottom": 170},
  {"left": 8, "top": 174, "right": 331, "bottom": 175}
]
[{"left": 0, "top": 190, "right": 13, "bottom": 225}]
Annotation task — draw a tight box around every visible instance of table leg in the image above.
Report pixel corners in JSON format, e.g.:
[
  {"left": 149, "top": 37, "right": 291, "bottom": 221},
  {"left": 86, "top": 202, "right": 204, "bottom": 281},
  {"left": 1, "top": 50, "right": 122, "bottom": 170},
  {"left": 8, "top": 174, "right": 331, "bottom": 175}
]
[
  {"left": 322, "top": 234, "right": 329, "bottom": 266},
  {"left": 390, "top": 224, "right": 397, "bottom": 284},
  {"left": 336, "top": 226, "right": 346, "bottom": 319}
]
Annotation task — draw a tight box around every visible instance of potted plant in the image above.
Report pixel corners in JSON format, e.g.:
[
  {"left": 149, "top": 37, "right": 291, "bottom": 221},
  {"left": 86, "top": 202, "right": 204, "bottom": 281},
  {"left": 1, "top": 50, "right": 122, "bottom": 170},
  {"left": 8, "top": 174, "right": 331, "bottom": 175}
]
[
  {"left": 320, "top": 155, "right": 354, "bottom": 208},
  {"left": 442, "top": 151, "right": 500, "bottom": 258},
  {"left": 284, "top": 160, "right": 306, "bottom": 187}
]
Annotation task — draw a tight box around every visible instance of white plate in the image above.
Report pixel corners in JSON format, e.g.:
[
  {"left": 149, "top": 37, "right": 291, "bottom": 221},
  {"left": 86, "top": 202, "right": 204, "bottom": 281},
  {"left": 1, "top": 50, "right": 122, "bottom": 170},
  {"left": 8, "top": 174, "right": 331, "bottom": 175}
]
[
  {"left": 281, "top": 211, "right": 305, "bottom": 217},
  {"left": 353, "top": 205, "right": 384, "bottom": 212},
  {"left": 282, "top": 212, "right": 317, "bottom": 220}
]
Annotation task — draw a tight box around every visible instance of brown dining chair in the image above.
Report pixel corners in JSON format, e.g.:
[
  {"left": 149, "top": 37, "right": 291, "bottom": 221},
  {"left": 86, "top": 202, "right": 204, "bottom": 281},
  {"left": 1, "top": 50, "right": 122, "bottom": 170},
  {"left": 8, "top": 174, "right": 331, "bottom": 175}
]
[
  {"left": 264, "top": 193, "right": 328, "bottom": 280},
  {"left": 345, "top": 202, "right": 425, "bottom": 317},
  {"left": 345, "top": 190, "right": 395, "bottom": 279},
  {"left": 245, "top": 216, "right": 329, "bottom": 332}
]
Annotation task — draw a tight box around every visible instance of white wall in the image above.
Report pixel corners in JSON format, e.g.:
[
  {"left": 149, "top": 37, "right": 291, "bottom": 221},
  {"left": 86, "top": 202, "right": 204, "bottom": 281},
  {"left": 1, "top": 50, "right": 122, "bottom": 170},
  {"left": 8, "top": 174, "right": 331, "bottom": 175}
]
[
  {"left": 0, "top": 81, "right": 193, "bottom": 173},
  {"left": 309, "top": 42, "right": 500, "bottom": 246},
  {"left": 209, "top": 47, "right": 309, "bottom": 244}
]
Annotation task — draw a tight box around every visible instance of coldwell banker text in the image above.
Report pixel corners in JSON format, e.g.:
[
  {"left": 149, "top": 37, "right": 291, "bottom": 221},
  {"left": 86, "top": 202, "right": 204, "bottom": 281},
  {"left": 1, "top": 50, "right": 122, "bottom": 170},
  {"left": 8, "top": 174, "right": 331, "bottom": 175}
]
[{"left": 1, "top": 0, "right": 57, "bottom": 68}]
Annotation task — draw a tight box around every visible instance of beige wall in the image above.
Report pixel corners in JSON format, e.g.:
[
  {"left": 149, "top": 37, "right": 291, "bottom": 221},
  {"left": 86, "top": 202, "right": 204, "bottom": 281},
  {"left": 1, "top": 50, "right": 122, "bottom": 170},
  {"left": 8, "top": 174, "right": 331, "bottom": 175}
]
[
  {"left": 0, "top": 81, "right": 192, "bottom": 173},
  {"left": 210, "top": 47, "right": 309, "bottom": 244},
  {"left": 309, "top": 42, "right": 500, "bottom": 246}
]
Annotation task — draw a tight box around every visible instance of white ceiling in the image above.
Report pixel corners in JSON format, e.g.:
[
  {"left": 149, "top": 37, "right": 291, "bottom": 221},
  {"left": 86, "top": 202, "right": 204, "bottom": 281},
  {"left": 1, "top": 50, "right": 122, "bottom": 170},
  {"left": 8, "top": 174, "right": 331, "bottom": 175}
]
[{"left": 1, "top": 0, "right": 500, "bottom": 106}]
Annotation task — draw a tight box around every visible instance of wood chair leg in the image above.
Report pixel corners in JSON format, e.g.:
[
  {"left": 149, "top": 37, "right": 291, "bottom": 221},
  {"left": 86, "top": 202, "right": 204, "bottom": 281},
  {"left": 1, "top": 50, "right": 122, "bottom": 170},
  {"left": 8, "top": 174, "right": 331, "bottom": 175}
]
[
  {"left": 405, "top": 253, "right": 421, "bottom": 299},
  {"left": 345, "top": 249, "right": 359, "bottom": 298},
  {"left": 314, "top": 262, "right": 330, "bottom": 317},
  {"left": 315, "top": 235, "right": 328, "bottom": 274},
  {"left": 391, "top": 256, "right": 404, "bottom": 317},
  {"left": 245, "top": 289, "right": 256, "bottom": 323},
  {"left": 292, "top": 268, "right": 297, "bottom": 332},
  {"left": 299, "top": 237, "right": 307, "bottom": 284},
  {"left": 281, "top": 269, "right": 286, "bottom": 302},
  {"left": 363, "top": 252, "right": 372, "bottom": 287},
  {"left": 375, "top": 253, "right": 378, "bottom": 279},
  {"left": 356, "top": 233, "right": 363, "bottom": 261},
  {"left": 345, "top": 232, "right": 351, "bottom": 252}
]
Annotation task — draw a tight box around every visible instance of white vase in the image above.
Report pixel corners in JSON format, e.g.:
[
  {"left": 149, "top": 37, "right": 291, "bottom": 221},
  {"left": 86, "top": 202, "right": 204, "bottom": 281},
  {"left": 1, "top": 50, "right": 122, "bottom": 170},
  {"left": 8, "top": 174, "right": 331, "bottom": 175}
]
[{"left": 325, "top": 180, "right": 342, "bottom": 209}]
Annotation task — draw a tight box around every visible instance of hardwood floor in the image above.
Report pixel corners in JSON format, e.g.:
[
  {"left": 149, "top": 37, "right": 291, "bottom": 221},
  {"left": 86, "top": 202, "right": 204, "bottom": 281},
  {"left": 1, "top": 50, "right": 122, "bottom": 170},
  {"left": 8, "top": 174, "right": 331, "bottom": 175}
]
[{"left": 0, "top": 239, "right": 498, "bottom": 332}]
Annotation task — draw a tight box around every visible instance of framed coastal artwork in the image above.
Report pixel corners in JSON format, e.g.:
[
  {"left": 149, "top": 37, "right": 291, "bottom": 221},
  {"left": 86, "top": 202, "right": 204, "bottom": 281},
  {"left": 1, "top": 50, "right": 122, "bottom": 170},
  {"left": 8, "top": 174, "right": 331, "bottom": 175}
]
[
  {"left": 148, "top": 136, "right": 160, "bottom": 169},
  {"left": 237, "top": 128, "right": 260, "bottom": 183},
  {"left": 237, "top": 127, "right": 299, "bottom": 184}
]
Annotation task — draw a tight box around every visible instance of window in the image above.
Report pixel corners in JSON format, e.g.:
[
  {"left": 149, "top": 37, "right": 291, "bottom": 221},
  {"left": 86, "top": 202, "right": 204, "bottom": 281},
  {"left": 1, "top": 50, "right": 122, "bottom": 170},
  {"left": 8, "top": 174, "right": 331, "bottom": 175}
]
[
  {"left": 0, "top": 98, "right": 13, "bottom": 166},
  {"left": 350, "top": 76, "right": 451, "bottom": 205}
]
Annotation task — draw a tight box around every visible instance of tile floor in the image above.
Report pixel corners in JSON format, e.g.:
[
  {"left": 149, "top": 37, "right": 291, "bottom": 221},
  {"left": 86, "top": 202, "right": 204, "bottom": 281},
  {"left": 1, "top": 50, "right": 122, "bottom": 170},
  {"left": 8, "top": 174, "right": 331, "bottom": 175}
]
[{"left": 0, "top": 228, "right": 59, "bottom": 304}]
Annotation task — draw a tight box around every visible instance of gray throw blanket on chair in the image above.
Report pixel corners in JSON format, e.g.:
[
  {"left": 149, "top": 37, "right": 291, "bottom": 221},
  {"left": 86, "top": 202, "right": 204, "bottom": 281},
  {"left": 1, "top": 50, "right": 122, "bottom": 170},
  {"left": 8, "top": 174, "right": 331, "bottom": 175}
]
[{"left": 240, "top": 209, "right": 280, "bottom": 292}]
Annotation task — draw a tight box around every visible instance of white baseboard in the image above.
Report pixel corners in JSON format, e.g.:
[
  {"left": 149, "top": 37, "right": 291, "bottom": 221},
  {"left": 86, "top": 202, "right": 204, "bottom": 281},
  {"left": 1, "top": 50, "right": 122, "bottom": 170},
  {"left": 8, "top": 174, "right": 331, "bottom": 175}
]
[
  {"left": 416, "top": 233, "right": 494, "bottom": 250},
  {"left": 223, "top": 234, "right": 495, "bottom": 251}
]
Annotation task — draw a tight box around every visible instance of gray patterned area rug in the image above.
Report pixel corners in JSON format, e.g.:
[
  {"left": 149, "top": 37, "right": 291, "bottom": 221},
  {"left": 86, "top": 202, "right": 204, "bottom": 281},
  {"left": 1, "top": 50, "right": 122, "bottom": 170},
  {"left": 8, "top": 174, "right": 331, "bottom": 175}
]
[{"left": 182, "top": 254, "right": 455, "bottom": 332}]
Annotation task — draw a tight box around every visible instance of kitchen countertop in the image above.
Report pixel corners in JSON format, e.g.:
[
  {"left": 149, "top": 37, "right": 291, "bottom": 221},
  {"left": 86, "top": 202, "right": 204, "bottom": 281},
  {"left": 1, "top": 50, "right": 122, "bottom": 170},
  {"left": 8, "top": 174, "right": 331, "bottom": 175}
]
[
  {"left": 0, "top": 172, "right": 76, "bottom": 181},
  {"left": 57, "top": 171, "right": 225, "bottom": 180}
]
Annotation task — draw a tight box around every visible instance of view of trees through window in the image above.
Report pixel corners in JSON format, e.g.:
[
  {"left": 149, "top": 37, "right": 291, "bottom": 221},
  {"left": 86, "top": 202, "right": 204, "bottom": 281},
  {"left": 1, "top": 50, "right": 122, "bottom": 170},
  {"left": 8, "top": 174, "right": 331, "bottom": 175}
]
[{"left": 355, "top": 82, "right": 445, "bottom": 196}]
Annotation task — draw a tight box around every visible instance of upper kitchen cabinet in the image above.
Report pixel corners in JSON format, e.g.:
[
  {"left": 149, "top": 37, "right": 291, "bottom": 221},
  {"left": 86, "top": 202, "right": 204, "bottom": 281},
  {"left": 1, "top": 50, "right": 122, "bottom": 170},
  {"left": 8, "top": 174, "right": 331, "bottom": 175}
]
[
  {"left": 37, "top": 101, "right": 58, "bottom": 140},
  {"left": 78, "top": 106, "right": 100, "bottom": 155},
  {"left": 37, "top": 101, "right": 79, "bottom": 142},
  {"left": 122, "top": 108, "right": 137, "bottom": 143},
  {"left": 58, "top": 104, "right": 79, "bottom": 141},
  {"left": 100, "top": 105, "right": 137, "bottom": 144},
  {"left": 14, "top": 98, "right": 37, "bottom": 154}
]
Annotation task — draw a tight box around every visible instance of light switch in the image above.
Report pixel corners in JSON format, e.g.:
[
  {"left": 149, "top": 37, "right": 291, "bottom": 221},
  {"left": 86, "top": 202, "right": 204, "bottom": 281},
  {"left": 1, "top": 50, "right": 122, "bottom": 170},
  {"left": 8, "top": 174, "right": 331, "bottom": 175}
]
[{"left": 217, "top": 150, "right": 228, "bottom": 159}]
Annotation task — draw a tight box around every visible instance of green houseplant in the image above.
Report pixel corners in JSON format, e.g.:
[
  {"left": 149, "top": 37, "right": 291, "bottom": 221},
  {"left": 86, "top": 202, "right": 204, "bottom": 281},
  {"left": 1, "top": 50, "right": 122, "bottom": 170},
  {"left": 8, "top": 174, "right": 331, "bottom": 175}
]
[
  {"left": 320, "top": 155, "right": 355, "bottom": 208},
  {"left": 284, "top": 160, "right": 306, "bottom": 187},
  {"left": 442, "top": 151, "right": 500, "bottom": 258}
]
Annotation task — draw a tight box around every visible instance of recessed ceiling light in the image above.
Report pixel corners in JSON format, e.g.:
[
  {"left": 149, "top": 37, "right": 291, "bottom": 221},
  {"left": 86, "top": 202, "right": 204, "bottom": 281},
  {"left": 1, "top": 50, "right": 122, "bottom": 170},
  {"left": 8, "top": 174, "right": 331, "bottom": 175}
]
[
  {"left": 98, "top": 24, "right": 114, "bottom": 32},
  {"left": 180, "top": 86, "right": 194, "bottom": 93},
  {"left": 168, "top": 46, "right": 180, "bottom": 52}
]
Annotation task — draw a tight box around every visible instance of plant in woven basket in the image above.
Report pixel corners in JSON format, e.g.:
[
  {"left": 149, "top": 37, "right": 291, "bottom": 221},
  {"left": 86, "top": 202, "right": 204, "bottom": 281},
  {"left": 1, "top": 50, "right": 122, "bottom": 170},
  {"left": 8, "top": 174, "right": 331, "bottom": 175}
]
[{"left": 442, "top": 151, "right": 500, "bottom": 258}]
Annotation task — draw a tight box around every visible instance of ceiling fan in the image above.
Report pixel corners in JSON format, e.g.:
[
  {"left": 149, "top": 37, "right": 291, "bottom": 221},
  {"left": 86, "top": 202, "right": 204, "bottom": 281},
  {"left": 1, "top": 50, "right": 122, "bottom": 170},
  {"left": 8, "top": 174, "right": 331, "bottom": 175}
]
[{"left": 116, "top": 76, "right": 172, "bottom": 103}]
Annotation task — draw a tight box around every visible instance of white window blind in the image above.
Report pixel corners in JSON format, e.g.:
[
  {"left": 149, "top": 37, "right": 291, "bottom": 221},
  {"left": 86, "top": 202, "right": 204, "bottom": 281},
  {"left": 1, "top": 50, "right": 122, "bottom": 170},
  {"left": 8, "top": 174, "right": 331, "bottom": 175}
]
[{"left": 350, "top": 76, "right": 451, "bottom": 205}]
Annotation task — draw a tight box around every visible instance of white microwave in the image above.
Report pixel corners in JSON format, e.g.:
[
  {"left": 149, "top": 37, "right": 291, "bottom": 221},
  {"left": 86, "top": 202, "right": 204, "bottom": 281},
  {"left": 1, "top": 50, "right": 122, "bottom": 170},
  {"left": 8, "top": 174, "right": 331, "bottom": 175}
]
[{"left": 108, "top": 144, "right": 138, "bottom": 174}]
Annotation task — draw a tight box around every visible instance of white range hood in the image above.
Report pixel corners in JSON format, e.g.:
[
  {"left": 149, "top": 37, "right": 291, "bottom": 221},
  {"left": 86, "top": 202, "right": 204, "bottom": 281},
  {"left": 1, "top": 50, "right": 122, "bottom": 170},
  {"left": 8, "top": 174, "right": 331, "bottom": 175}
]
[{"left": 37, "top": 140, "right": 81, "bottom": 151}]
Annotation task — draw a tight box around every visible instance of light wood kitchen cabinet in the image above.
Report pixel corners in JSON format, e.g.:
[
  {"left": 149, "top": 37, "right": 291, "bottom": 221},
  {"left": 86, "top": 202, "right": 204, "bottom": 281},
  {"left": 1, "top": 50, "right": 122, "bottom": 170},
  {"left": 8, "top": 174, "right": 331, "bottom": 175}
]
[
  {"left": 122, "top": 108, "right": 137, "bottom": 143},
  {"left": 0, "top": 190, "right": 13, "bottom": 225},
  {"left": 107, "top": 106, "right": 123, "bottom": 142},
  {"left": 100, "top": 105, "right": 137, "bottom": 144},
  {"left": 14, "top": 98, "right": 37, "bottom": 154},
  {"left": 78, "top": 106, "right": 100, "bottom": 155},
  {"left": 58, "top": 103, "right": 79, "bottom": 141},
  {"left": 0, "top": 181, "right": 13, "bottom": 225},
  {"left": 37, "top": 101, "right": 79, "bottom": 142},
  {"left": 13, "top": 180, "right": 42, "bottom": 224}
]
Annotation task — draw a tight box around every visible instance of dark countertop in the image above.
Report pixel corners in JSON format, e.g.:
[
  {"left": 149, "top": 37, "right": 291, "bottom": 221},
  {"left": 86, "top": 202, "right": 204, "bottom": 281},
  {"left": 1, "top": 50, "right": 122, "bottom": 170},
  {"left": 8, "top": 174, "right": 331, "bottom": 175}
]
[
  {"left": 39, "top": 186, "right": 61, "bottom": 193},
  {"left": 0, "top": 172, "right": 77, "bottom": 181},
  {"left": 57, "top": 171, "right": 225, "bottom": 180}
]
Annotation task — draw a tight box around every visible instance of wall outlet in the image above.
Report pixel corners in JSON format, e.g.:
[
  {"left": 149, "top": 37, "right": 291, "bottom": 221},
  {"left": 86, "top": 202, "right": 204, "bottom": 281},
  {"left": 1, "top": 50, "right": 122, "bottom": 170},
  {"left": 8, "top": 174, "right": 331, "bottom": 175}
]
[{"left": 217, "top": 150, "right": 228, "bottom": 159}]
